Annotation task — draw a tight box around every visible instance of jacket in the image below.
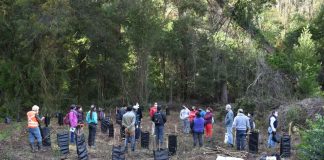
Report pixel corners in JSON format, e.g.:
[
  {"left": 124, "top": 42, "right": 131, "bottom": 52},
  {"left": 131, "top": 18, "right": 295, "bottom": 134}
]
[
  {"left": 86, "top": 111, "right": 98, "bottom": 124},
  {"left": 191, "top": 117, "right": 205, "bottom": 133},
  {"left": 189, "top": 110, "right": 197, "bottom": 122},
  {"left": 122, "top": 111, "right": 136, "bottom": 132},
  {"left": 225, "top": 109, "right": 234, "bottom": 127},
  {"left": 77, "top": 111, "right": 84, "bottom": 124},
  {"left": 180, "top": 108, "right": 190, "bottom": 120},
  {"left": 233, "top": 113, "right": 250, "bottom": 131},
  {"left": 69, "top": 110, "right": 78, "bottom": 128},
  {"left": 204, "top": 112, "right": 213, "bottom": 125},
  {"left": 149, "top": 106, "right": 157, "bottom": 118}
]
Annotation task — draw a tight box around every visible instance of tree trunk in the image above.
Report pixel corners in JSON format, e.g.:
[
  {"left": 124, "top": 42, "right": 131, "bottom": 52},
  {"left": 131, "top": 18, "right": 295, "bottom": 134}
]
[{"left": 221, "top": 80, "right": 228, "bottom": 104}]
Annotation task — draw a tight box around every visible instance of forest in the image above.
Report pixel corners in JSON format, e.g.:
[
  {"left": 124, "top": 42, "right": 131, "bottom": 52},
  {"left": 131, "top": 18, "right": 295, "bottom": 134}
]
[{"left": 1, "top": 0, "right": 324, "bottom": 159}]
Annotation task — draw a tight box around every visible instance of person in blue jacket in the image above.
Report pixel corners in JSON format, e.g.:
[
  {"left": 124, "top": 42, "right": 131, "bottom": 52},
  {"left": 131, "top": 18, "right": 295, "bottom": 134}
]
[{"left": 86, "top": 105, "right": 98, "bottom": 148}]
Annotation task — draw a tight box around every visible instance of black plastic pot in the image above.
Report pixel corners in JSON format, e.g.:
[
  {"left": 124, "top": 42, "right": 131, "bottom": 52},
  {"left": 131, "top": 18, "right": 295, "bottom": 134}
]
[
  {"left": 41, "top": 127, "right": 51, "bottom": 146},
  {"left": 248, "top": 131, "right": 259, "bottom": 154},
  {"left": 153, "top": 148, "right": 169, "bottom": 160},
  {"left": 58, "top": 113, "right": 64, "bottom": 126},
  {"left": 57, "top": 132, "right": 69, "bottom": 155},
  {"left": 76, "top": 133, "right": 88, "bottom": 160},
  {"left": 141, "top": 131, "right": 150, "bottom": 149},
  {"left": 280, "top": 134, "right": 291, "bottom": 157},
  {"left": 168, "top": 135, "right": 177, "bottom": 155},
  {"left": 108, "top": 124, "right": 114, "bottom": 137},
  {"left": 112, "top": 145, "right": 125, "bottom": 160}
]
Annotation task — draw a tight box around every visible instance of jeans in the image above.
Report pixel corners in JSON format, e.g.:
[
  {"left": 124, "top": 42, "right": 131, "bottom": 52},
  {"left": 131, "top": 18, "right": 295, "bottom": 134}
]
[
  {"left": 267, "top": 127, "right": 276, "bottom": 148},
  {"left": 155, "top": 125, "right": 164, "bottom": 147},
  {"left": 125, "top": 131, "right": 135, "bottom": 151},
  {"left": 70, "top": 127, "right": 76, "bottom": 143},
  {"left": 88, "top": 123, "right": 97, "bottom": 146},
  {"left": 226, "top": 126, "right": 233, "bottom": 145},
  {"left": 193, "top": 132, "right": 203, "bottom": 147},
  {"left": 28, "top": 127, "right": 42, "bottom": 144},
  {"left": 236, "top": 130, "right": 246, "bottom": 150},
  {"left": 182, "top": 119, "right": 190, "bottom": 134}
]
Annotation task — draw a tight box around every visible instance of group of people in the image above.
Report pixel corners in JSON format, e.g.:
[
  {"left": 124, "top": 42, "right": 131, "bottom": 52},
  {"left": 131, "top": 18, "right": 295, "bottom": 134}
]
[{"left": 27, "top": 102, "right": 279, "bottom": 154}]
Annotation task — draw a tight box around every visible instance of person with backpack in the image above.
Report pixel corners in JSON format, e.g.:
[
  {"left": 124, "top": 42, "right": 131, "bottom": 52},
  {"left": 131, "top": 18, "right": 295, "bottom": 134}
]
[
  {"left": 204, "top": 107, "right": 213, "bottom": 142},
  {"left": 152, "top": 105, "right": 167, "bottom": 148},
  {"left": 232, "top": 108, "right": 250, "bottom": 150},
  {"left": 27, "top": 105, "right": 45, "bottom": 152},
  {"left": 180, "top": 105, "right": 190, "bottom": 134},
  {"left": 116, "top": 106, "right": 126, "bottom": 140},
  {"left": 122, "top": 106, "right": 136, "bottom": 152},
  {"left": 149, "top": 102, "right": 158, "bottom": 135},
  {"left": 268, "top": 111, "right": 278, "bottom": 148},
  {"left": 247, "top": 113, "right": 256, "bottom": 131},
  {"left": 225, "top": 104, "right": 234, "bottom": 148},
  {"left": 191, "top": 112, "right": 205, "bottom": 147},
  {"left": 86, "top": 105, "right": 98, "bottom": 148},
  {"left": 68, "top": 104, "right": 78, "bottom": 144},
  {"left": 98, "top": 107, "right": 105, "bottom": 121}
]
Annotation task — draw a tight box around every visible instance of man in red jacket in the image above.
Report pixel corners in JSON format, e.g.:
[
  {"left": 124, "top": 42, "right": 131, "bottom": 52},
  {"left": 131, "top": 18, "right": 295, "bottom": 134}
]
[{"left": 149, "top": 102, "right": 158, "bottom": 135}]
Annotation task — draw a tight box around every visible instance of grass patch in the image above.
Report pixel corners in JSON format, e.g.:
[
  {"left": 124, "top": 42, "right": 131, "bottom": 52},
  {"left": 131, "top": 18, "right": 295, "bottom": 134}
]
[{"left": 0, "top": 122, "right": 24, "bottom": 141}]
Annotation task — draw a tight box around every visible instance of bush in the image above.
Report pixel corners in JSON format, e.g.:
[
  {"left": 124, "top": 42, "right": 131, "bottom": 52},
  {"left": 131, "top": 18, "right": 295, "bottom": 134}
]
[
  {"left": 286, "top": 106, "right": 307, "bottom": 128},
  {"left": 298, "top": 115, "right": 324, "bottom": 160}
]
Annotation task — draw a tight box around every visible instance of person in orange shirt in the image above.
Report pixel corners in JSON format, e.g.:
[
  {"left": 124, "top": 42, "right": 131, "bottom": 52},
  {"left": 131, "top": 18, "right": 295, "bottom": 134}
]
[
  {"left": 189, "top": 106, "right": 197, "bottom": 123},
  {"left": 27, "top": 105, "right": 45, "bottom": 152}
]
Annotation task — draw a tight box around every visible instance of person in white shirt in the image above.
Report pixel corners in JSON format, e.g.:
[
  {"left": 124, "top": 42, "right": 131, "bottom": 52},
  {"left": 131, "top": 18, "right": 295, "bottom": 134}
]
[
  {"left": 268, "top": 111, "right": 279, "bottom": 148},
  {"left": 180, "top": 105, "right": 190, "bottom": 134}
]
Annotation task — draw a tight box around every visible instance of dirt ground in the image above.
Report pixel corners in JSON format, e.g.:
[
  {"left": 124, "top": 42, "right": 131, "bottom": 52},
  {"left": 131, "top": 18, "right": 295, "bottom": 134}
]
[{"left": 0, "top": 112, "right": 297, "bottom": 160}]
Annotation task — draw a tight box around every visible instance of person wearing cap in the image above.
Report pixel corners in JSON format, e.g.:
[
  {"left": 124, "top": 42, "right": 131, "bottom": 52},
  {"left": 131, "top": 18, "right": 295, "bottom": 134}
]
[
  {"left": 225, "top": 104, "right": 234, "bottom": 147},
  {"left": 86, "top": 104, "right": 98, "bottom": 148},
  {"left": 69, "top": 104, "right": 78, "bottom": 143},
  {"left": 27, "top": 105, "right": 45, "bottom": 152},
  {"left": 204, "top": 107, "right": 213, "bottom": 142},
  {"left": 180, "top": 105, "right": 190, "bottom": 134},
  {"left": 152, "top": 105, "right": 167, "bottom": 148},
  {"left": 232, "top": 108, "right": 250, "bottom": 150},
  {"left": 122, "top": 106, "right": 136, "bottom": 152},
  {"left": 133, "top": 103, "right": 142, "bottom": 140},
  {"left": 149, "top": 102, "right": 158, "bottom": 135}
]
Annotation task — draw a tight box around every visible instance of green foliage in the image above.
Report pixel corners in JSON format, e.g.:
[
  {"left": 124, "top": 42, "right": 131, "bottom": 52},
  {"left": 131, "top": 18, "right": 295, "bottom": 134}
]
[
  {"left": 298, "top": 115, "right": 324, "bottom": 160},
  {"left": 286, "top": 106, "right": 307, "bottom": 128}
]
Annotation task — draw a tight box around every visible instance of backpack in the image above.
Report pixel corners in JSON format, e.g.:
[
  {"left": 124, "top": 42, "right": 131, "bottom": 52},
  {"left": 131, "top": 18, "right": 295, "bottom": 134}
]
[
  {"left": 153, "top": 112, "right": 164, "bottom": 125},
  {"left": 63, "top": 113, "right": 70, "bottom": 125}
]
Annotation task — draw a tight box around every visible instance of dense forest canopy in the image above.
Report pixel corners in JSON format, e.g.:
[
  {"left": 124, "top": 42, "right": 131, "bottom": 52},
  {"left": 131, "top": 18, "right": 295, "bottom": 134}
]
[{"left": 0, "top": 0, "right": 323, "bottom": 118}]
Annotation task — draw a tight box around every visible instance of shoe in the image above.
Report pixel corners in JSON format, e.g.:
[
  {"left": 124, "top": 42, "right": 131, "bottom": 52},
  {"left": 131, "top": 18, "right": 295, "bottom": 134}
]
[{"left": 30, "top": 143, "right": 36, "bottom": 153}]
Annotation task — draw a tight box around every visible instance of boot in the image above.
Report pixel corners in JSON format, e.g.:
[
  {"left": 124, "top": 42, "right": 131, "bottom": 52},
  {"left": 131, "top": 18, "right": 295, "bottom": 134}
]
[
  {"left": 37, "top": 142, "right": 46, "bottom": 152},
  {"left": 30, "top": 143, "right": 36, "bottom": 153}
]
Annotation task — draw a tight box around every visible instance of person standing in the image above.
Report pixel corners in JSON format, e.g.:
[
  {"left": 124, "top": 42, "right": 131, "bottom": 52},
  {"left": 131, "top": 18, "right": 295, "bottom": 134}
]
[
  {"left": 179, "top": 105, "right": 190, "bottom": 134},
  {"left": 69, "top": 105, "right": 78, "bottom": 144},
  {"left": 232, "top": 108, "right": 250, "bottom": 150},
  {"left": 122, "top": 106, "right": 136, "bottom": 152},
  {"left": 116, "top": 106, "right": 126, "bottom": 140},
  {"left": 189, "top": 106, "right": 197, "bottom": 123},
  {"left": 152, "top": 105, "right": 167, "bottom": 148},
  {"left": 191, "top": 112, "right": 205, "bottom": 147},
  {"left": 225, "top": 104, "right": 234, "bottom": 147},
  {"left": 268, "top": 111, "right": 278, "bottom": 148},
  {"left": 204, "top": 107, "right": 213, "bottom": 142},
  {"left": 247, "top": 113, "right": 256, "bottom": 131},
  {"left": 86, "top": 105, "right": 98, "bottom": 148},
  {"left": 133, "top": 103, "right": 142, "bottom": 140},
  {"left": 149, "top": 102, "right": 158, "bottom": 135},
  {"left": 76, "top": 105, "right": 84, "bottom": 135},
  {"left": 27, "top": 105, "right": 45, "bottom": 152}
]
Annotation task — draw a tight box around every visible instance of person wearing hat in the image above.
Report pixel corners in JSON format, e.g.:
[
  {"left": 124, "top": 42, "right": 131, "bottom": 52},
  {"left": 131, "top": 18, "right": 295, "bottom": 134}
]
[
  {"left": 179, "top": 105, "right": 190, "bottom": 134},
  {"left": 123, "top": 106, "right": 136, "bottom": 152},
  {"left": 204, "top": 107, "right": 213, "bottom": 142},
  {"left": 225, "top": 104, "right": 234, "bottom": 147},
  {"left": 86, "top": 104, "right": 98, "bottom": 148},
  {"left": 232, "top": 108, "right": 250, "bottom": 150},
  {"left": 27, "top": 105, "right": 45, "bottom": 152}
]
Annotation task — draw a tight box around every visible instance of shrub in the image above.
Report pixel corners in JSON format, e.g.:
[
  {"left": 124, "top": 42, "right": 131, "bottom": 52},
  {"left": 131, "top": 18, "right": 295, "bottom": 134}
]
[
  {"left": 298, "top": 115, "right": 324, "bottom": 160},
  {"left": 286, "top": 106, "right": 307, "bottom": 128}
]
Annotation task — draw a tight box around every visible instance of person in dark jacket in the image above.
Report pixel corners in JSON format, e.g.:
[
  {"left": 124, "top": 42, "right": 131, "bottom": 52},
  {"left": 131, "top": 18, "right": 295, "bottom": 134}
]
[
  {"left": 116, "top": 106, "right": 126, "bottom": 140},
  {"left": 191, "top": 112, "right": 205, "bottom": 147},
  {"left": 204, "top": 107, "right": 213, "bottom": 142},
  {"left": 151, "top": 105, "right": 167, "bottom": 148},
  {"left": 76, "top": 105, "right": 84, "bottom": 135}
]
